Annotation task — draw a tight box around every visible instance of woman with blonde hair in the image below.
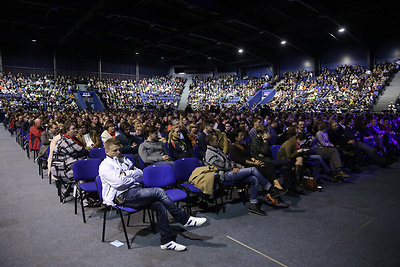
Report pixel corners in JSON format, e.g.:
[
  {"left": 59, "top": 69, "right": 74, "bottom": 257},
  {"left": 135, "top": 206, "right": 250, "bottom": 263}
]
[{"left": 168, "top": 125, "right": 193, "bottom": 160}]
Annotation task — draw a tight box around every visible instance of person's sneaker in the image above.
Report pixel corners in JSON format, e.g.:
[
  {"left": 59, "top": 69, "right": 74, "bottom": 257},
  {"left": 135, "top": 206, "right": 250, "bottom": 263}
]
[
  {"left": 337, "top": 171, "right": 350, "bottom": 178},
  {"left": 268, "top": 187, "right": 288, "bottom": 198},
  {"left": 161, "top": 241, "right": 186, "bottom": 251},
  {"left": 183, "top": 216, "right": 207, "bottom": 227},
  {"left": 248, "top": 203, "right": 267, "bottom": 216},
  {"left": 83, "top": 199, "right": 90, "bottom": 207}
]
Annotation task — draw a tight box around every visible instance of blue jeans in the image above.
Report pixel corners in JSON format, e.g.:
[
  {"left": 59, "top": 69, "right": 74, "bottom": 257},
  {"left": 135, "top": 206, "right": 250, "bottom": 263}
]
[
  {"left": 124, "top": 187, "right": 189, "bottom": 245},
  {"left": 305, "top": 154, "right": 331, "bottom": 179},
  {"left": 356, "top": 141, "right": 380, "bottom": 163},
  {"left": 224, "top": 167, "right": 271, "bottom": 203}
]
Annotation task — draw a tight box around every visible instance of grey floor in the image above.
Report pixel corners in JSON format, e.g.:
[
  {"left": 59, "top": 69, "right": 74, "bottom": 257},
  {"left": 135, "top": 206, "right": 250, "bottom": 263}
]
[{"left": 1, "top": 126, "right": 400, "bottom": 267}]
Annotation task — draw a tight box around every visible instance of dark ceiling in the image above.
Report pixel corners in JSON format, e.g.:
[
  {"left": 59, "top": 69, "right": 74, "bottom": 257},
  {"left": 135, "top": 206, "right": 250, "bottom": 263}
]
[{"left": 0, "top": 0, "right": 399, "bottom": 67}]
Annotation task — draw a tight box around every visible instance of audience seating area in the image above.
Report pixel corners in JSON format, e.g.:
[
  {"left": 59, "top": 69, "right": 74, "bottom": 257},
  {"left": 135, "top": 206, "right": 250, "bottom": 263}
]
[
  {"left": 2, "top": 60, "right": 399, "bottom": 113},
  {"left": 269, "top": 61, "right": 398, "bottom": 112},
  {"left": 188, "top": 75, "right": 276, "bottom": 109}
]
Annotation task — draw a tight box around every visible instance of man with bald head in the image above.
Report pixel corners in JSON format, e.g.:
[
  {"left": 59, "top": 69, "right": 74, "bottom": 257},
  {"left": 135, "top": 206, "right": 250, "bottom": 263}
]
[{"left": 29, "top": 118, "right": 43, "bottom": 155}]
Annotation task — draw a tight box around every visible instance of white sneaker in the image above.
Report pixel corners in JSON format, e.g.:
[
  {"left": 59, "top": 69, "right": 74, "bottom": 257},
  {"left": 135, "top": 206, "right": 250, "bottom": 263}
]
[
  {"left": 160, "top": 241, "right": 186, "bottom": 251},
  {"left": 183, "top": 216, "right": 207, "bottom": 227}
]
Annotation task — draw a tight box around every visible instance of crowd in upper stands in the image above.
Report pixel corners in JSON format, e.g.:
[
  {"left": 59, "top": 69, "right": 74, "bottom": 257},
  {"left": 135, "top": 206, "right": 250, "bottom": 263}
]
[
  {"left": 88, "top": 75, "right": 186, "bottom": 110},
  {"left": 0, "top": 73, "right": 78, "bottom": 111},
  {"left": 2, "top": 59, "right": 400, "bottom": 114},
  {"left": 270, "top": 61, "right": 398, "bottom": 112},
  {"left": 188, "top": 75, "right": 278, "bottom": 109}
]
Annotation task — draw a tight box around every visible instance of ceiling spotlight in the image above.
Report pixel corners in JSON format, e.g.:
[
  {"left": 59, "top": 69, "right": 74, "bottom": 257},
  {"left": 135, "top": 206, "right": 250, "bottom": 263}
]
[
  {"left": 338, "top": 28, "right": 345, "bottom": 33},
  {"left": 161, "top": 56, "right": 165, "bottom": 60},
  {"left": 135, "top": 52, "right": 139, "bottom": 55},
  {"left": 32, "top": 39, "right": 37, "bottom": 42},
  {"left": 280, "top": 40, "right": 286, "bottom": 45},
  {"left": 238, "top": 49, "right": 243, "bottom": 53}
]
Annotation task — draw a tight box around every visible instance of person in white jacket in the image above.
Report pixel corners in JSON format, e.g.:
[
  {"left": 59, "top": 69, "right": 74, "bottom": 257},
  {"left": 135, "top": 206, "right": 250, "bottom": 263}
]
[{"left": 99, "top": 138, "right": 207, "bottom": 252}]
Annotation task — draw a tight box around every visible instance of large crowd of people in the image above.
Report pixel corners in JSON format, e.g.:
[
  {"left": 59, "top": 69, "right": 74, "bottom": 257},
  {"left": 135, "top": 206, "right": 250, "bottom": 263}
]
[
  {"left": 4, "top": 106, "right": 400, "bottom": 201},
  {"left": 270, "top": 61, "right": 398, "bottom": 112},
  {"left": 1, "top": 60, "right": 400, "bottom": 251},
  {"left": 88, "top": 75, "right": 186, "bottom": 110},
  {"left": 0, "top": 73, "right": 79, "bottom": 111},
  {"left": 188, "top": 75, "right": 277, "bottom": 109}
]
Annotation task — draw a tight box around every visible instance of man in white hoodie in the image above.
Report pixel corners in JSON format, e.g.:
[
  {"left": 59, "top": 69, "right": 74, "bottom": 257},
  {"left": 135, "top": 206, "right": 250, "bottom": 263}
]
[{"left": 99, "top": 138, "right": 206, "bottom": 251}]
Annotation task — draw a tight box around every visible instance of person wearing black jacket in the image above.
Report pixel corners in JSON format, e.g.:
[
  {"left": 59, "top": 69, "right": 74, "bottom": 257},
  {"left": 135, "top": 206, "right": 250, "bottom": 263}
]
[
  {"left": 343, "top": 118, "right": 391, "bottom": 168},
  {"left": 250, "top": 127, "right": 303, "bottom": 196},
  {"left": 168, "top": 125, "right": 193, "bottom": 160},
  {"left": 328, "top": 120, "right": 361, "bottom": 172},
  {"left": 116, "top": 122, "right": 140, "bottom": 155}
]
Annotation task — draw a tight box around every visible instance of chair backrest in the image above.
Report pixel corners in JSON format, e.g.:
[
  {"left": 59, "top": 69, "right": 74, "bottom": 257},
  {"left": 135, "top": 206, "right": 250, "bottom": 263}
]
[
  {"left": 73, "top": 158, "right": 103, "bottom": 182},
  {"left": 95, "top": 175, "right": 103, "bottom": 201},
  {"left": 143, "top": 164, "right": 175, "bottom": 188},
  {"left": 121, "top": 154, "right": 136, "bottom": 167},
  {"left": 192, "top": 144, "right": 200, "bottom": 159},
  {"left": 89, "top": 147, "right": 106, "bottom": 158},
  {"left": 138, "top": 154, "right": 146, "bottom": 169},
  {"left": 174, "top": 158, "right": 202, "bottom": 182},
  {"left": 165, "top": 142, "right": 174, "bottom": 161},
  {"left": 270, "top": 145, "right": 281, "bottom": 160}
]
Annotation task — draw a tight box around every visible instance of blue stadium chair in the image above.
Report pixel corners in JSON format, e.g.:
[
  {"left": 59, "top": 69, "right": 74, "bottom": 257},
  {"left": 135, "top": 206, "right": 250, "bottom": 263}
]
[
  {"left": 270, "top": 145, "right": 281, "bottom": 160},
  {"left": 174, "top": 158, "right": 226, "bottom": 213},
  {"left": 95, "top": 176, "right": 154, "bottom": 249},
  {"left": 38, "top": 146, "right": 50, "bottom": 180},
  {"left": 72, "top": 158, "right": 103, "bottom": 223},
  {"left": 138, "top": 154, "right": 146, "bottom": 169},
  {"left": 143, "top": 165, "right": 189, "bottom": 213},
  {"left": 121, "top": 154, "right": 142, "bottom": 183},
  {"left": 89, "top": 147, "right": 106, "bottom": 159}
]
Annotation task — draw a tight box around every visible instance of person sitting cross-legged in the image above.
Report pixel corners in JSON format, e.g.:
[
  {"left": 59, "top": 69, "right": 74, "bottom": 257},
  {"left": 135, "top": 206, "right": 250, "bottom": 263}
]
[
  {"left": 204, "top": 133, "right": 286, "bottom": 216},
  {"left": 99, "top": 139, "right": 207, "bottom": 252}
]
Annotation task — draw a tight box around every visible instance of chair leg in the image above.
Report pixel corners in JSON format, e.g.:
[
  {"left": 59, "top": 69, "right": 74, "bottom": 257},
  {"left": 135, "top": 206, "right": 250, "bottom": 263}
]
[
  {"left": 57, "top": 181, "right": 63, "bottom": 203},
  {"left": 127, "top": 214, "right": 131, "bottom": 227},
  {"left": 74, "top": 189, "right": 78, "bottom": 215},
  {"left": 38, "top": 158, "right": 42, "bottom": 176},
  {"left": 186, "top": 200, "right": 192, "bottom": 215},
  {"left": 80, "top": 190, "right": 87, "bottom": 223},
  {"left": 102, "top": 209, "right": 107, "bottom": 242},
  {"left": 119, "top": 211, "right": 131, "bottom": 249},
  {"left": 220, "top": 195, "right": 225, "bottom": 213}
]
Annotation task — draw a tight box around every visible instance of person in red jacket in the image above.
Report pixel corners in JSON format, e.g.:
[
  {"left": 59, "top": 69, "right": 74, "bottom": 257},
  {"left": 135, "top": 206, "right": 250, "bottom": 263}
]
[{"left": 29, "top": 118, "right": 43, "bottom": 152}]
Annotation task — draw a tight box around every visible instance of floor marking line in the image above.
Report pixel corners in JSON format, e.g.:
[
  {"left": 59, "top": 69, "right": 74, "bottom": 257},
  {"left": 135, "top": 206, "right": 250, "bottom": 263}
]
[
  {"left": 227, "top": 236, "right": 288, "bottom": 267},
  {"left": 346, "top": 217, "right": 375, "bottom": 239},
  {"left": 337, "top": 217, "right": 375, "bottom": 244}
]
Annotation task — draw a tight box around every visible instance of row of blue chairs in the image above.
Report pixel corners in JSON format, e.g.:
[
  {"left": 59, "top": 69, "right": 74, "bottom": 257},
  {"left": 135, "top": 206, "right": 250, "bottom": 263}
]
[{"left": 72, "top": 157, "right": 207, "bottom": 248}]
